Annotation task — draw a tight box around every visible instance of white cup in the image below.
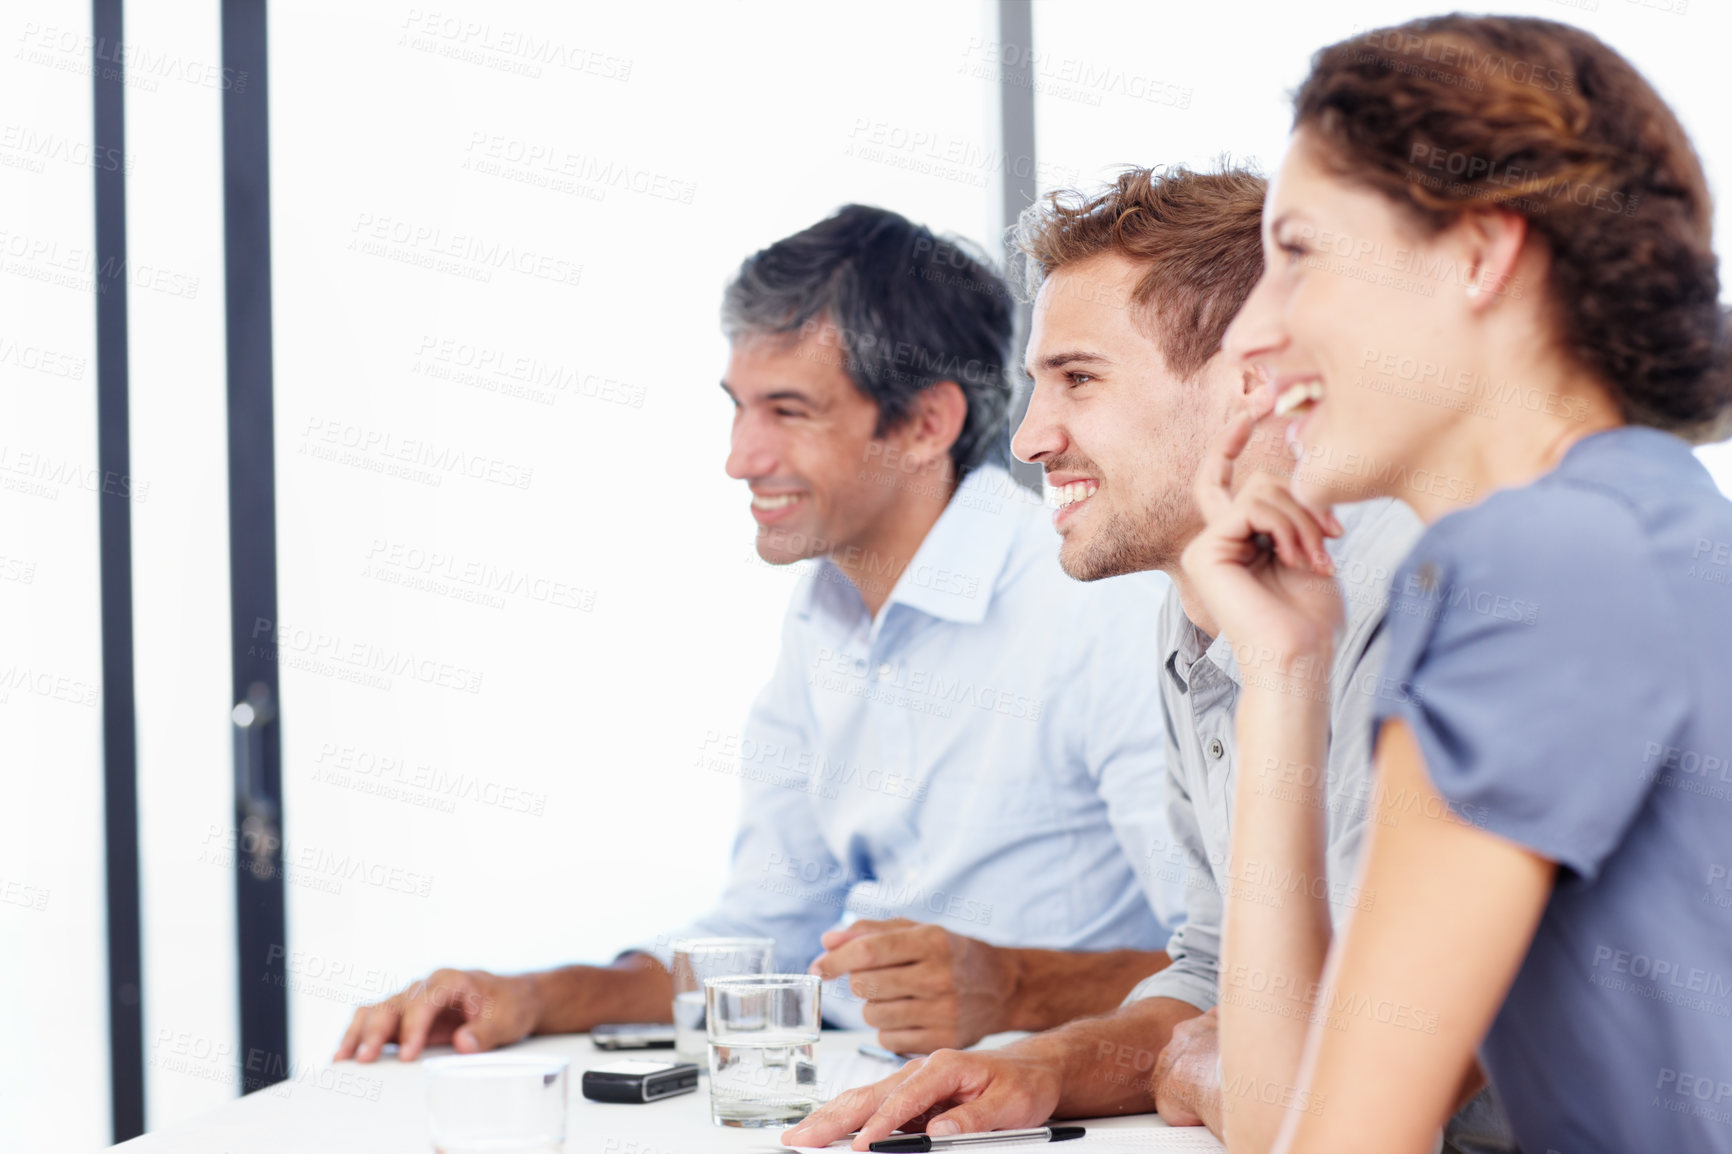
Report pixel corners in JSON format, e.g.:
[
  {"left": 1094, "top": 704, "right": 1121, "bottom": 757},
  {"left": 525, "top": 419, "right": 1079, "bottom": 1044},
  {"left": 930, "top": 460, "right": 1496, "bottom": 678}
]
[{"left": 425, "top": 1053, "right": 568, "bottom": 1154}]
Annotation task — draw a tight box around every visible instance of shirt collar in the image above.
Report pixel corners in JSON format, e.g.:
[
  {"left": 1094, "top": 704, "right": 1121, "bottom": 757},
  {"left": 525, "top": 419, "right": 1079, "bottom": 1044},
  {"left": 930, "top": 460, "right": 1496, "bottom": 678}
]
[{"left": 798, "top": 464, "right": 1026, "bottom": 628}]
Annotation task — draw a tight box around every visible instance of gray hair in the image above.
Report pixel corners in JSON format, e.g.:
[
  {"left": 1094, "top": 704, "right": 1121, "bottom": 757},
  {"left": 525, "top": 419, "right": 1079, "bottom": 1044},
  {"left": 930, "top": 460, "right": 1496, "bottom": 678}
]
[{"left": 721, "top": 204, "right": 1014, "bottom": 477}]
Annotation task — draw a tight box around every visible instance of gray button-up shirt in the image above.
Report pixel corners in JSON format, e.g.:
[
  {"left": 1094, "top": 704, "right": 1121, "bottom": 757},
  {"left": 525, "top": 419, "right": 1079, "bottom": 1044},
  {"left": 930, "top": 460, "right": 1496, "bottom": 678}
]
[
  {"left": 1126, "top": 496, "right": 1423, "bottom": 1011},
  {"left": 1125, "top": 495, "right": 1515, "bottom": 1154}
]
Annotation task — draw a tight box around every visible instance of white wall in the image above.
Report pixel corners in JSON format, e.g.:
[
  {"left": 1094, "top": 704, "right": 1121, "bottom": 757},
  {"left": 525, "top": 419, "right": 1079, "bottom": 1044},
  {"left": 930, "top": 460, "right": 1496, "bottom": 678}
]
[
  {"left": 0, "top": 4, "right": 111, "bottom": 1150},
  {"left": 265, "top": 0, "right": 1004, "bottom": 1073}
]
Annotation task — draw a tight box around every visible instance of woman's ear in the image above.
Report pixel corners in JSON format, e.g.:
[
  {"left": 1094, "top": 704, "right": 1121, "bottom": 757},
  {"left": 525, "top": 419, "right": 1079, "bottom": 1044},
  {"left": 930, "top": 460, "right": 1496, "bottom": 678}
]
[{"left": 1457, "top": 209, "right": 1529, "bottom": 308}]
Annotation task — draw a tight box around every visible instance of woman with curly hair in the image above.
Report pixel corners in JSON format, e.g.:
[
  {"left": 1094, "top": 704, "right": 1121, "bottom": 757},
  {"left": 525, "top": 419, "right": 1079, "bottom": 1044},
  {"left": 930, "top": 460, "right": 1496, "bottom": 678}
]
[{"left": 1191, "top": 13, "right": 1732, "bottom": 1154}]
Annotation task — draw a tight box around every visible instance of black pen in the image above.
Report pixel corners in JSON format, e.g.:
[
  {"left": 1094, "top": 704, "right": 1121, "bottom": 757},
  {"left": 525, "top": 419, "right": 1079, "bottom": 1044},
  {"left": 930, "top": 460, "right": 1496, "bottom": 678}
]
[{"left": 867, "top": 1125, "right": 1085, "bottom": 1152}]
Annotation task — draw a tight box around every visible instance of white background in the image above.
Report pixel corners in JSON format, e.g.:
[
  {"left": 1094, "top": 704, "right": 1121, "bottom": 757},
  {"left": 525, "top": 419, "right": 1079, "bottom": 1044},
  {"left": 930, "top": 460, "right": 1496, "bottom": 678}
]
[{"left": 1, "top": 1, "right": 1726, "bottom": 1149}]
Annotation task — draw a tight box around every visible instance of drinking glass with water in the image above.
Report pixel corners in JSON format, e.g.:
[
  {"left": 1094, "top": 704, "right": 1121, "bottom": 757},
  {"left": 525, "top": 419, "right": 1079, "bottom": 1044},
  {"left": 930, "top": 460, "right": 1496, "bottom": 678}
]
[
  {"left": 669, "top": 936, "right": 774, "bottom": 1064},
  {"left": 704, "top": 973, "right": 822, "bottom": 1127}
]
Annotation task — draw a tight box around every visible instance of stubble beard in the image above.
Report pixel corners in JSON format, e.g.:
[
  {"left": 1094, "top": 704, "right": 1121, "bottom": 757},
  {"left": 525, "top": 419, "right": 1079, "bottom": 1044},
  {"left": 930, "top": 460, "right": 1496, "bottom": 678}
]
[{"left": 1058, "top": 482, "right": 1193, "bottom": 581}]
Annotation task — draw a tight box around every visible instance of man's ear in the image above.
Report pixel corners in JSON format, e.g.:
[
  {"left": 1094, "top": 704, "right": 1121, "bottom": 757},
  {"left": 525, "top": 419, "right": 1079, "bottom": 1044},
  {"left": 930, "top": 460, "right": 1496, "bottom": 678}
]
[{"left": 899, "top": 380, "right": 968, "bottom": 473}]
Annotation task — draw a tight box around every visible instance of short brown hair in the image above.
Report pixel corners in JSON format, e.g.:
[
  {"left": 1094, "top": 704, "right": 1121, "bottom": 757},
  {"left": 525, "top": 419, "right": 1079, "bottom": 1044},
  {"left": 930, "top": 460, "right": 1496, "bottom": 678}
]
[
  {"left": 1296, "top": 15, "right": 1732, "bottom": 440},
  {"left": 1010, "top": 165, "right": 1267, "bottom": 379}
]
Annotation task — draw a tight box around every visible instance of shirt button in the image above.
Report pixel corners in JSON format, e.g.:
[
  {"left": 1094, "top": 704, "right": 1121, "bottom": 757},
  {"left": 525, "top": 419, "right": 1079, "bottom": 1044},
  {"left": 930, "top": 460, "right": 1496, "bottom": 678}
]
[
  {"left": 1208, "top": 738, "right": 1225, "bottom": 760},
  {"left": 877, "top": 663, "right": 893, "bottom": 681}
]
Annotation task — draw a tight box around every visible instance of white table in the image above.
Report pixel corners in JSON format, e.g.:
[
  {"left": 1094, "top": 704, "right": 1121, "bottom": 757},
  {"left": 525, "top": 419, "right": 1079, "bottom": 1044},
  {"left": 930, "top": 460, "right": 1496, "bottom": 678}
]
[{"left": 109, "top": 1030, "right": 1217, "bottom": 1153}]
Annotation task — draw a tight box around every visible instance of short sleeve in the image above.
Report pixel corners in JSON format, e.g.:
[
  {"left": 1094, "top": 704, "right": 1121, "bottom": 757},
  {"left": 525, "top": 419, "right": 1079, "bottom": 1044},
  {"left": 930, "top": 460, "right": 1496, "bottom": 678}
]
[{"left": 1371, "top": 485, "right": 1689, "bottom": 879}]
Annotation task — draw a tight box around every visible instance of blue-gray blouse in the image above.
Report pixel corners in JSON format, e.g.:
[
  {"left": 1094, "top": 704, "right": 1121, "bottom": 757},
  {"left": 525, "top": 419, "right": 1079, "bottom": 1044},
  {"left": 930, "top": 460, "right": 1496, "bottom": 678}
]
[{"left": 1374, "top": 426, "right": 1732, "bottom": 1154}]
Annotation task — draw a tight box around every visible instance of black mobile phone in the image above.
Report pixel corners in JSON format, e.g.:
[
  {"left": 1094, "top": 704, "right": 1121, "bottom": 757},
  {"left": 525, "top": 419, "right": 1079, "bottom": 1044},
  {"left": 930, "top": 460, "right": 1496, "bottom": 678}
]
[
  {"left": 580, "top": 1059, "right": 701, "bottom": 1103},
  {"left": 591, "top": 1022, "right": 677, "bottom": 1050}
]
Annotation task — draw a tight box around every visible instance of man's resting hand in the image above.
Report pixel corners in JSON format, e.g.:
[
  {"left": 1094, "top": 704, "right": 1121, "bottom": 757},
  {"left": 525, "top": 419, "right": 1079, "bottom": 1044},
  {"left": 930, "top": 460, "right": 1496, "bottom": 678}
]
[
  {"left": 783, "top": 1047, "right": 1064, "bottom": 1151},
  {"left": 810, "top": 918, "right": 1019, "bottom": 1053},
  {"left": 334, "top": 968, "right": 541, "bottom": 1062},
  {"left": 1151, "top": 1006, "right": 1221, "bottom": 1133}
]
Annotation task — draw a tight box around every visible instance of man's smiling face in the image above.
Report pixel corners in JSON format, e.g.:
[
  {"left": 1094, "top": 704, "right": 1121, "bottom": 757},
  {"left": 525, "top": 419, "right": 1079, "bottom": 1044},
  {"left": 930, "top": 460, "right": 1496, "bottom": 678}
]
[
  {"left": 1012, "top": 252, "right": 1220, "bottom": 580},
  {"left": 722, "top": 321, "right": 919, "bottom": 566}
]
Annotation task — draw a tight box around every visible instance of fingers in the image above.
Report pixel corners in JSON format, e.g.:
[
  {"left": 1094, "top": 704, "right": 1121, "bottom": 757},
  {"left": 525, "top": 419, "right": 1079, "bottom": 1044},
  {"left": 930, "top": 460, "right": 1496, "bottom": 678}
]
[
  {"left": 397, "top": 971, "right": 470, "bottom": 1061},
  {"left": 813, "top": 926, "right": 938, "bottom": 982},
  {"left": 1193, "top": 410, "right": 1255, "bottom": 522},
  {"left": 862, "top": 993, "right": 955, "bottom": 1032},
  {"left": 875, "top": 1027, "right": 956, "bottom": 1056},
  {"left": 819, "top": 918, "right": 913, "bottom": 953},
  {"left": 787, "top": 1051, "right": 1041, "bottom": 1151},
  {"left": 395, "top": 985, "right": 443, "bottom": 1061},
  {"left": 817, "top": 926, "right": 868, "bottom": 954},
  {"left": 1244, "top": 493, "right": 1329, "bottom": 574},
  {"left": 852, "top": 1053, "right": 996, "bottom": 1149},
  {"left": 460, "top": 974, "right": 537, "bottom": 1053},
  {"left": 354, "top": 996, "right": 406, "bottom": 1063},
  {"left": 1153, "top": 1080, "right": 1204, "bottom": 1128},
  {"left": 1236, "top": 474, "right": 1339, "bottom": 574},
  {"left": 851, "top": 960, "right": 951, "bottom": 1003},
  {"left": 923, "top": 1092, "right": 1040, "bottom": 1140},
  {"left": 336, "top": 970, "right": 497, "bottom": 1063},
  {"left": 333, "top": 1004, "right": 374, "bottom": 1061},
  {"left": 454, "top": 998, "right": 512, "bottom": 1053},
  {"left": 782, "top": 1067, "right": 911, "bottom": 1148},
  {"left": 1150, "top": 1003, "right": 1221, "bottom": 1130},
  {"left": 1192, "top": 408, "right": 1343, "bottom": 577}
]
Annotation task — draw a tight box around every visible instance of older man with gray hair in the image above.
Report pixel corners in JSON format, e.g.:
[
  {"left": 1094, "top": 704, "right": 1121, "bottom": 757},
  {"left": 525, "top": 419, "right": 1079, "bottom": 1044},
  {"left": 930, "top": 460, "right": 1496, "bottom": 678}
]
[{"left": 335, "top": 203, "right": 1185, "bottom": 1064}]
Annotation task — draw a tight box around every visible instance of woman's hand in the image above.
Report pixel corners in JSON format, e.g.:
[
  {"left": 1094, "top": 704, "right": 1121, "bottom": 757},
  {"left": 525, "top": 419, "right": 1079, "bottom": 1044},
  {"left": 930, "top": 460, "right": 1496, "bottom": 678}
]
[{"left": 1180, "top": 411, "right": 1345, "bottom": 675}]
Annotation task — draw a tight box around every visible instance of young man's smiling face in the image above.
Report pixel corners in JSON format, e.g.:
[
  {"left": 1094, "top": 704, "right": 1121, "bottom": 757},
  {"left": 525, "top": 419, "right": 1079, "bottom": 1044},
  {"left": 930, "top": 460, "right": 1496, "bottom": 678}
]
[{"left": 1012, "top": 251, "right": 1220, "bottom": 579}]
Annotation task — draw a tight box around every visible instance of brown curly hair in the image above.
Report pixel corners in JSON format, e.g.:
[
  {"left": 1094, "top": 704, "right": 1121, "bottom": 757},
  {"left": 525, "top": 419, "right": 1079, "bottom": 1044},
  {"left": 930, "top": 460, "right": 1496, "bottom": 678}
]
[
  {"left": 1295, "top": 14, "right": 1731, "bottom": 441},
  {"left": 1009, "top": 165, "right": 1267, "bottom": 380}
]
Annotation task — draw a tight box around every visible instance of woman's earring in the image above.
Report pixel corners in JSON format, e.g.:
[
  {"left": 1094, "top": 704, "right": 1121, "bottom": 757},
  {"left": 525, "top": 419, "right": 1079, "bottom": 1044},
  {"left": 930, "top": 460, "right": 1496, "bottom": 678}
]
[{"left": 1465, "top": 278, "right": 1482, "bottom": 299}]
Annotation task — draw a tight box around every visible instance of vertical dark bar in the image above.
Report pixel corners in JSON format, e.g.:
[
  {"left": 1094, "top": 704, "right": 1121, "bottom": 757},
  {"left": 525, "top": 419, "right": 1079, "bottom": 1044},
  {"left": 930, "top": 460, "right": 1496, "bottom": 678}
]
[
  {"left": 997, "top": 0, "right": 1041, "bottom": 488},
  {"left": 997, "top": 0, "right": 1037, "bottom": 248},
  {"left": 221, "top": 0, "right": 289, "bottom": 1092},
  {"left": 93, "top": 0, "right": 145, "bottom": 1140}
]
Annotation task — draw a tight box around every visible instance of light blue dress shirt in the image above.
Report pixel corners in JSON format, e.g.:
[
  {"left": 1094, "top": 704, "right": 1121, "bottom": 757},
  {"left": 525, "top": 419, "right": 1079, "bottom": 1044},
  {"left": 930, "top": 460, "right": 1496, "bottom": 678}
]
[{"left": 655, "top": 464, "right": 1183, "bottom": 1027}]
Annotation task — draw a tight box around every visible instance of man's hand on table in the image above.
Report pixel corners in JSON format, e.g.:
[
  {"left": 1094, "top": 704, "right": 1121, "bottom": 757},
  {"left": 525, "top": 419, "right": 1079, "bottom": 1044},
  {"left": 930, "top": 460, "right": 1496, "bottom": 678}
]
[
  {"left": 784, "top": 1046, "right": 1064, "bottom": 1150},
  {"left": 1150, "top": 1007, "right": 1222, "bottom": 1134},
  {"left": 783, "top": 994, "right": 1214, "bottom": 1149},
  {"left": 810, "top": 918, "right": 1019, "bottom": 1053},
  {"left": 334, "top": 968, "right": 541, "bottom": 1062}
]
